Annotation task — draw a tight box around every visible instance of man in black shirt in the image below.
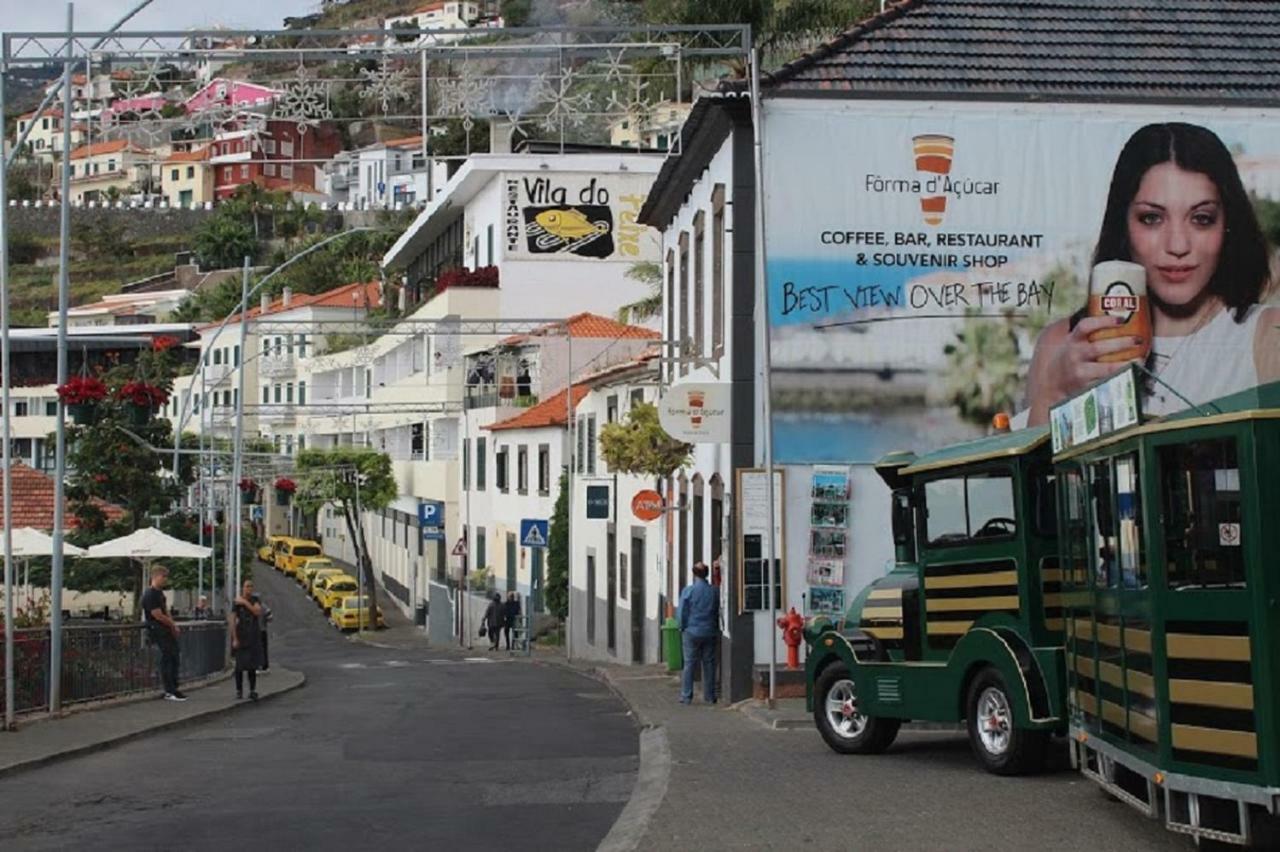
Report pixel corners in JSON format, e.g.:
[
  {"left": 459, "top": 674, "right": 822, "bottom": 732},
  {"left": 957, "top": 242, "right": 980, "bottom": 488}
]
[{"left": 141, "top": 565, "right": 186, "bottom": 702}]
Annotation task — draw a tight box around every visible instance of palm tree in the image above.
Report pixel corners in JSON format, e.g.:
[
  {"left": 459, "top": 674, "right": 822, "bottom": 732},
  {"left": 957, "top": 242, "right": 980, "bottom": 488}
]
[
  {"left": 942, "top": 314, "right": 1023, "bottom": 426},
  {"left": 617, "top": 261, "right": 663, "bottom": 324}
]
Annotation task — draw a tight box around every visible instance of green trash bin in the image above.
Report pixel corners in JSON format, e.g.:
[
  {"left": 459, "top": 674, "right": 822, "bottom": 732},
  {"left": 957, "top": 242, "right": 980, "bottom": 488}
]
[{"left": 662, "top": 617, "right": 683, "bottom": 672}]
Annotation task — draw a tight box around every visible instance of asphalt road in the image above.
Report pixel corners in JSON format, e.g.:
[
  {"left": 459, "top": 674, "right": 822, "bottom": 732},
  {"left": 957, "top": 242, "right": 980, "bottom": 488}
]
[{"left": 0, "top": 566, "right": 639, "bottom": 852}]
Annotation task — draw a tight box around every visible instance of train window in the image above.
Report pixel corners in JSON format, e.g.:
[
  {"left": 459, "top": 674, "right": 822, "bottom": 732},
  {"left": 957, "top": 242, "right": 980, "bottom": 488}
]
[
  {"left": 1060, "top": 467, "right": 1089, "bottom": 585},
  {"left": 1114, "top": 455, "right": 1145, "bottom": 588},
  {"left": 923, "top": 472, "right": 1016, "bottom": 547},
  {"left": 1031, "top": 467, "right": 1057, "bottom": 538},
  {"left": 1159, "top": 439, "right": 1244, "bottom": 589},
  {"left": 1089, "top": 462, "right": 1116, "bottom": 587}
]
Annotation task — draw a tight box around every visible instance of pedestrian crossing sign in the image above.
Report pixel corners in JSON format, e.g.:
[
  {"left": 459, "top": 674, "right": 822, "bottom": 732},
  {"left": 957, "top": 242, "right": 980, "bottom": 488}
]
[{"left": 520, "top": 519, "right": 549, "bottom": 549}]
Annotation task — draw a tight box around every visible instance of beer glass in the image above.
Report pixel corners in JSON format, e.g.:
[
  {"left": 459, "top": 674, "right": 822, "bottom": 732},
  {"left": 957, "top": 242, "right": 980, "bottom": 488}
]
[{"left": 1087, "top": 260, "right": 1152, "bottom": 363}]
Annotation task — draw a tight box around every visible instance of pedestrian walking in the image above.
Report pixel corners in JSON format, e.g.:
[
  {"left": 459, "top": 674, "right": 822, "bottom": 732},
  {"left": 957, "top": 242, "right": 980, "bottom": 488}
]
[
  {"left": 141, "top": 565, "right": 186, "bottom": 702},
  {"left": 677, "top": 561, "right": 719, "bottom": 705},
  {"left": 483, "top": 592, "right": 502, "bottom": 651},
  {"left": 502, "top": 591, "right": 521, "bottom": 651},
  {"left": 192, "top": 595, "right": 211, "bottom": 621},
  {"left": 230, "top": 580, "right": 264, "bottom": 701},
  {"left": 259, "top": 599, "right": 273, "bottom": 673}
]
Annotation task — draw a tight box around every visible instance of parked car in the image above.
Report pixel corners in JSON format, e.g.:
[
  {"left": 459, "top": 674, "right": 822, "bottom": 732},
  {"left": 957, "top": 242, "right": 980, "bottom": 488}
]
[
  {"left": 329, "top": 595, "right": 384, "bottom": 632},
  {"left": 258, "top": 535, "right": 287, "bottom": 564},
  {"left": 308, "top": 568, "right": 346, "bottom": 604},
  {"left": 298, "top": 557, "right": 337, "bottom": 589},
  {"left": 318, "top": 574, "right": 359, "bottom": 613},
  {"left": 274, "top": 538, "right": 323, "bottom": 578}
]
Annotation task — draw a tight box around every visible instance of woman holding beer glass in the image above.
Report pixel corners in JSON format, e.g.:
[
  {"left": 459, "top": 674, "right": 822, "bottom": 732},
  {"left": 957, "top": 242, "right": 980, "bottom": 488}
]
[{"left": 1025, "top": 122, "right": 1280, "bottom": 426}]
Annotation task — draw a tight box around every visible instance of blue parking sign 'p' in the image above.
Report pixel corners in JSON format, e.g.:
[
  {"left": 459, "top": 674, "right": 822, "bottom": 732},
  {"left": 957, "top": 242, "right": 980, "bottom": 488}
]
[{"left": 419, "top": 500, "right": 445, "bottom": 540}]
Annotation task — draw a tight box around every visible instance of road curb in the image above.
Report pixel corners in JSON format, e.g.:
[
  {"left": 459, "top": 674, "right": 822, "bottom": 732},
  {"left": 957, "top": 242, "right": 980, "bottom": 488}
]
[{"left": 0, "top": 669, "right": 307, "bottom": 781}]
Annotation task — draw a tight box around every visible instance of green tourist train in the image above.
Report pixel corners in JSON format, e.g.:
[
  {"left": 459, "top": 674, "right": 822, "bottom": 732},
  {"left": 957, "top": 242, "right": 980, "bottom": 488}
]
[{"left": 804, "top": 370, "right": 1280, "bottom": 847}]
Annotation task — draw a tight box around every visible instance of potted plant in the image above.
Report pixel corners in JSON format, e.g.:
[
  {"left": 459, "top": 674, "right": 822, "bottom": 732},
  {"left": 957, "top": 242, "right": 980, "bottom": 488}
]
[
  {"left": 238, "top": 477, "right": 259, "bottom": 503},
  {"left": 56, "top": 376, "right": 108, "bottom": 424},
  {"left": 115, "top": 381, "right": 170, "bottom": 426},
  {"left": 274, "top": 477, "right": 296, "bottom": 505}
]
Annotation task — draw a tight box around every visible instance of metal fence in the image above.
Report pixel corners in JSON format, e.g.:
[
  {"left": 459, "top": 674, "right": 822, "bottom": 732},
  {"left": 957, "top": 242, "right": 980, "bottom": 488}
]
[{"left": 1, "top": 621, "right": 227, "bottom": 716}]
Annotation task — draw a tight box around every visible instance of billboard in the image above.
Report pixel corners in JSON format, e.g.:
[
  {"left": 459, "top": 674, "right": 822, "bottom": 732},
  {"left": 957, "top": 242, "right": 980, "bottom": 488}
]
[
  {"left": 503, "top": 172, "right": 654, "bottom": 261},
  {"left": 762, "top": 100, "right": 1280, "bottom": 463}
]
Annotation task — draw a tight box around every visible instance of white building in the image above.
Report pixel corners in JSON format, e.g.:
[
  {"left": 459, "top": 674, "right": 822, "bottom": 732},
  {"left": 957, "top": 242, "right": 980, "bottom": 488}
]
[
  {"left": 632, "top": 94, "right": 762, "bottom": 701},
  {"left": 302, "top": 150, "right": 664, "bottom": 622},
  {"left": 459, "top": 316, "right": 659, "bottom": 618},
  {"left": 609, "top": 101, "right": 693, "bottom": 152},
  {"left": 12, "top": 109, "right": 86, "bottom": 161},
  {"left": 323, "top": 135, "right": 449, "bottom": 209},
  {"left": 384, "top": 2, "right": 483, "bottom": 46},
  {"left": 568, "top": 351, "right": 667, "bottom": 664},
  {"left": 50, "top": 290, "right": 192, "bottom": 329}
]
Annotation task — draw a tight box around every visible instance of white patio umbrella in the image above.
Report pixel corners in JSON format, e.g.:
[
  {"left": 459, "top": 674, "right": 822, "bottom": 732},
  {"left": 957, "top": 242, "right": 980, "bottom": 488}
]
[
  {"left": 6, "top": 527, "right": 87, "bottom": 558},
  {"left": 85, "top": 526, "right": 212, "bottom": 560}
]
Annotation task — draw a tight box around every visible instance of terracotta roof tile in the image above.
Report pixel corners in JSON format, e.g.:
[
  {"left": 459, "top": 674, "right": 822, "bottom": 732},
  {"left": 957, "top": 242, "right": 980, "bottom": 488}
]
[
  {"left": 165, "top": 146, "right": 211, "bottom": 163},
  {"left": 1, "top": 463, "right": 126, "bottom": 530},
  {"left": 202, "top": 280, "right": 382, "bottom": 330},
  {"left": 68, "top": 139, "right": 148, "bottom": 160},
  {"left": 485, "top": 385, "right": 591, "bottom": 432},
  {"left": 500, "top": 313, "right": 660, "bottom": 346}
]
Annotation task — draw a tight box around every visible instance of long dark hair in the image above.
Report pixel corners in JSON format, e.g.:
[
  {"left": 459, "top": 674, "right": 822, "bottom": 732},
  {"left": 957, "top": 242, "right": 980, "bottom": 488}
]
[{"left": 1088, "top": 122, "right": 1270, "bottom": 323}]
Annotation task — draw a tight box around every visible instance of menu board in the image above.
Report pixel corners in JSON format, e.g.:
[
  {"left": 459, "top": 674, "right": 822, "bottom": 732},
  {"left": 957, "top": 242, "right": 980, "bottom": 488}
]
[{"left": 1050, "top": 365, "right": 1142, "bottom": 454}]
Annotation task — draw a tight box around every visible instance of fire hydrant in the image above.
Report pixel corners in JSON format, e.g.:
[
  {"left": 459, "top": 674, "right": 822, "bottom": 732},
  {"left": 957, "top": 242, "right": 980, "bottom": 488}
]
[{"left": 777, "top": 607, "right": 805, "bottom": 670}]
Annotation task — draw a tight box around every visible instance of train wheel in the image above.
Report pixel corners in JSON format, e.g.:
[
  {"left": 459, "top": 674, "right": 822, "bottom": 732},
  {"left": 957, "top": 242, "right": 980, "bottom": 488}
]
[
  {"left": 966, "top": 666, "right": 1048, "bottom": 775},
  {"left": 814, "top": 662, "right": 901, "bottom": 755}
]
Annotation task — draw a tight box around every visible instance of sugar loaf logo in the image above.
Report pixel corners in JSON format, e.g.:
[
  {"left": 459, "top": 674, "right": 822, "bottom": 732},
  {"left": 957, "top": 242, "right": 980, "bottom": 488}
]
[
  {"left": 1101, "top": 281, "right": 1139, "bottom": 323},
  {"left": 862, "top": 134, "right": 1001, "bottom": 227}
]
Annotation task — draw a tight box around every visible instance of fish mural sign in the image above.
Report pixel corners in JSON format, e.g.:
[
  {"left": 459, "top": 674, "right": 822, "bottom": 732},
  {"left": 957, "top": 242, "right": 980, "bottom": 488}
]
[{"left": 504, "top": 173, "right": 650, "bottom": 261}]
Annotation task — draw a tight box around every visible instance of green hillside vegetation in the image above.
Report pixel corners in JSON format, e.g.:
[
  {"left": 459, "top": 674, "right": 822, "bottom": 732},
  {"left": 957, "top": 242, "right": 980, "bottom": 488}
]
[{"left": 7, "top": 231, "right": 188, "bottom": 327}]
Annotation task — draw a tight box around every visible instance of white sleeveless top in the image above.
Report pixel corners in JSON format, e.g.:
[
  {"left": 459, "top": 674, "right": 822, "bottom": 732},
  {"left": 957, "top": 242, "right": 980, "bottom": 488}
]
[{"left": 1144, "top": 303, "right": 1264, "bottom": 417}]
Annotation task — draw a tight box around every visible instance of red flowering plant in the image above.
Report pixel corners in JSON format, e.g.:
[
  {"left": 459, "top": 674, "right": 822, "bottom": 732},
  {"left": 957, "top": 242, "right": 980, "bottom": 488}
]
[
  {"left": 238, "top": 477, "right": 257, "bottom": 493},
  {"left": 434, "top": 266, "right": 499, "bottom": 294},
  {"left": 274, "top": 477, "right": 297, "bottom": 494},
  {"left": 56, "top": 375, "right": 109, "bottom": 405},
  {"left": 151, "top": 335, "right": 181, "bottom": 353},
  {"left": 115, "top": 381, "right": 170, "bottom": 409}
]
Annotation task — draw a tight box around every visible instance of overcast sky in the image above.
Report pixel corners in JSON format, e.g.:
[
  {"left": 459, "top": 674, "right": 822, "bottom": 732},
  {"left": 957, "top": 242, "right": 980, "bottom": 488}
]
[{"left": 1, "top": 0, "right": 316, "bottom": 33}]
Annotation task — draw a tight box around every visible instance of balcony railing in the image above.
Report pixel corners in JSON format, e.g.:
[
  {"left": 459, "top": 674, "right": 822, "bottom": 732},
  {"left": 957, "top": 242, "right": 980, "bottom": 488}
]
[
  {"left": 464, "top": 383, "right": 539, "bottom": 411},
  {"left": 204, "top": 362, "right": 234, "bottom": 386}
]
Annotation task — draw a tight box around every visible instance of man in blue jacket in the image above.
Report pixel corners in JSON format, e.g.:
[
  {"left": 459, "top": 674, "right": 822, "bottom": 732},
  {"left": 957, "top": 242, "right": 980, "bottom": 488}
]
[{"left": 677, "top": 561, "right": 719, "bottom": 705}]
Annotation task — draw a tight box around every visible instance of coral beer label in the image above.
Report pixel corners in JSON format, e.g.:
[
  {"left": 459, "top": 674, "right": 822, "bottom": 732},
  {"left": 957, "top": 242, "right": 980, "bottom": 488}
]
[{"left": 1100, "top": 282, "right": 1139, "bottom": 323}]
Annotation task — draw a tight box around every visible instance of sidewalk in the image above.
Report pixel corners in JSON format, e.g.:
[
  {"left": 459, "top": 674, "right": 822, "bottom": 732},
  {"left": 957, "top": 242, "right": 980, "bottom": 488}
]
[{"left": 0, "top": 667, "right": 305, "bottom": 780}]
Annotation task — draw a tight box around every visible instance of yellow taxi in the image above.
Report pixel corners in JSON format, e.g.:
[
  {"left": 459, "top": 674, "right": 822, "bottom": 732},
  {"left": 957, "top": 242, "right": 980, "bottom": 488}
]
[
  {"left": 258, "top": 535, "right": 287, "bottom": 565},
  {"left": 274, "top": 538, "right": 323, "bottom": 578},
  {"left": 329, "top": 595, "right": 385, "bottom": 632},
  {"left": 298, "top": 557, "right": 337, "bottom": 589},
  {"left": 308, "top": 568, "right": 346, "bottom": 605},
  {"left": 318, "top": 574, "right": 359, "bottom": 613}
]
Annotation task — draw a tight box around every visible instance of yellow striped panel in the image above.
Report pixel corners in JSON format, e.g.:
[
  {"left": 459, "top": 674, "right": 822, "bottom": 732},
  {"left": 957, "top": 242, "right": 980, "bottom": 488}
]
[
  {"left": 861, "top": 605, "right": 902, "bottom": 620},
  {"left": 926, "top": 595, "right": 1019, "bottom": 612},
  {"left": 1060, "top": 591, "right": 1092, "bottom": 607},
  {"left": 1129, "top": 709, "right": 1158, "bottom": 742},
  {"left": 1095, "top": 622, "right": 1122, "bottom": 649},
  {"left": 1166, "top": 634, "right": 1250, "bottom": 661},
  {"left": 1097, "top": 661, "right": 1124, "bottom": 690},
  {"left": 1126, "top": 668, "right": 1155, "bottom": 699},
  {"left": 1074, "top": 655, "right": 1096, "bottom": 680},
  {"left": 1073, "top": 618, "right": 1094, "bottom": 641},
  {"left": 925, "top": 570, "right": 1018, "bottom": 590},
  {"left": 1045, "top": 618, "right": 1065, "bottom": 631},
  {"left": 1170, "top": 679, "right": 1254, "bottom": 710},
  {"left": 1042, "top": 569, "right": 1064, "bottom": 583},
  {"left": 1101, "top": 699, "right": 1127, "bottom": 730},
  {"left": 1043, "top": 593, "right": 1065, "bottom": 607},
  {"left": 926, "top": 620, "right": 973, "bottom": 635},
  {"left": 1172, "top": 724, "right": 1258, "bottom": 759},
  {"left": 1072, "top": 688, "right": 1098, "bottom": 715},
  {"left": 868, "top": 588, "right": 903, "bottom": 601},
  {"left": 862, "top": 626, "right": 904, "bottom": 640},
  {"left": 1124, "top": 627, "right": 1152, "bottom": 655}
]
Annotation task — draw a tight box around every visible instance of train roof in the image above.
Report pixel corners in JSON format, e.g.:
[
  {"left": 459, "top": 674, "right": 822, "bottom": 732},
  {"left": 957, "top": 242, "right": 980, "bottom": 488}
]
[
  {"left": 1054, "top": 380, "right": 1280, "bottom": 461},
  {"left": 897, "top": 427, "right": 1050, "bottom": 476}
]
